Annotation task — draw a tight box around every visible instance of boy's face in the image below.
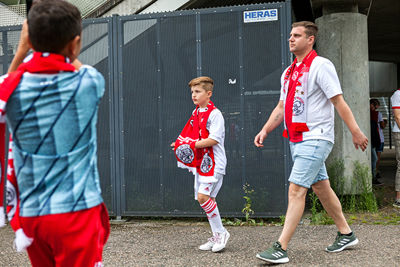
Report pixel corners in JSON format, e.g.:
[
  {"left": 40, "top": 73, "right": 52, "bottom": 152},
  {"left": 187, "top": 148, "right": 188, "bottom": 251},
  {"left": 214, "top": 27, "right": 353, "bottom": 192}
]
[{"left": 191, "top": 85, "right": 212, "bottom": 108}]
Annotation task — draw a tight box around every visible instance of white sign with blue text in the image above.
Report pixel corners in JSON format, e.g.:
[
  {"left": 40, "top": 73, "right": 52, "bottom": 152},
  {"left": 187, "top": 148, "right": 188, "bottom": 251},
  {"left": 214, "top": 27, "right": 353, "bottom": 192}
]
[{"left": 243, "top": 9, "right": 278, "bottom": 23}]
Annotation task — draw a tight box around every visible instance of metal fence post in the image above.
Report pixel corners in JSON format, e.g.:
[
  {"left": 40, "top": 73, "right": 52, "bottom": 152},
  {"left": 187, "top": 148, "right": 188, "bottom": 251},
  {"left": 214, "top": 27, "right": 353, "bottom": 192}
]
[{"left": 111, "top": 14, "right": 123, "bottom": 219}]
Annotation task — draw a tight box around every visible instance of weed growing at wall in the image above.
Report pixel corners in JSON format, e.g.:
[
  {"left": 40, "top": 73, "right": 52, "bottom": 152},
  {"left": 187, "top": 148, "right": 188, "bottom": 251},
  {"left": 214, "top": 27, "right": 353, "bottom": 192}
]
[
  {"left": 310, "top": 160, "right": 378, "bottom": 219},
  {"left": 242, "top": 183, "right": 255, "bottom": 224}
]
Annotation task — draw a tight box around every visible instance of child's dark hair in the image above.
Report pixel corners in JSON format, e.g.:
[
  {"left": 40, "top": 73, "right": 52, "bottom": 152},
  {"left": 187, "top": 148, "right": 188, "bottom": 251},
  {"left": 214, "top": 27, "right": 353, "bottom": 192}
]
[{"left": 28, "top": 0, "right": 82, "bottom": 53}]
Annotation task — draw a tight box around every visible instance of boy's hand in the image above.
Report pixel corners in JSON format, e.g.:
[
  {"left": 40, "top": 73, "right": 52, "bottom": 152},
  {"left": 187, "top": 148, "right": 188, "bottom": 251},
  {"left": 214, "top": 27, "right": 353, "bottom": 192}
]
[
  {"left": 352, "top": 130, "right": 368, "bottom": 151},
  {"left": 170, "top": 142, "right": 175, "bottom": 150},
  {"left": 254, "top": 130, "right": 267, "bottom": 147}
]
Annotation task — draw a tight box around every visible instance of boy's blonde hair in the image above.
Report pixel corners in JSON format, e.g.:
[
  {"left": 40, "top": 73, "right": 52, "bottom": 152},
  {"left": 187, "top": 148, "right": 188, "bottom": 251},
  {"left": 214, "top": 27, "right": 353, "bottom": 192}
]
[{"left": 188, "top": 76, "right": 214, "bottom": 92}]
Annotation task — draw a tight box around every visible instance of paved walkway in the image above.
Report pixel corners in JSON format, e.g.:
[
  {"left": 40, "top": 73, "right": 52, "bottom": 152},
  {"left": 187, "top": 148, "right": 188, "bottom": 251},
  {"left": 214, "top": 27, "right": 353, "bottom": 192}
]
[
  {"left": 1, "top": 222, "right": 399, "bottom": 266},
  {"left": 0, "top": 149, "right": 399, "bottom": 266}
]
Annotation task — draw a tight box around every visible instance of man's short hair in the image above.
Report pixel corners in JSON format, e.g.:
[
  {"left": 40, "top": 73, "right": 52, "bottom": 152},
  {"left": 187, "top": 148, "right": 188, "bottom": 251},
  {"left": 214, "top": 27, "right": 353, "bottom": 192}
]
[
  {"left": 292, "top": 21, "right": 318, "bottom": 38},
  {"left": 28, "top": 0, "right": 82, "bottom": 53},
  {"left": 188, "top": 76, "right": 214, "bottom": 92}
]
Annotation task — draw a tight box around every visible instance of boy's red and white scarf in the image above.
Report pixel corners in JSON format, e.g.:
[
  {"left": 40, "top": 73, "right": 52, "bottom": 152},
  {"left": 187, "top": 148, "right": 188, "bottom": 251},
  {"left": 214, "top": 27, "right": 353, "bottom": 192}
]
[
  {"left": 174, "top": 101, "right": 217, "bottom": 182},
  {"left": 0, "top": 52, "right": 75, "bottom": 251},
  {"left": 282, "top": 49, "right": 318, "bottom": 138}
]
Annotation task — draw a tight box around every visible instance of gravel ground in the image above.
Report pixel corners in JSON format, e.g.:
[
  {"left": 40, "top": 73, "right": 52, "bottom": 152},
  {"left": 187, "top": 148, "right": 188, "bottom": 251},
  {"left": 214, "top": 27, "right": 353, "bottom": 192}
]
[
  {"left": 1, "top": 221, "right": 399, "bottom": 266},
  {"left": 1, "top": 150, "right": 398, "bottom": 266}
]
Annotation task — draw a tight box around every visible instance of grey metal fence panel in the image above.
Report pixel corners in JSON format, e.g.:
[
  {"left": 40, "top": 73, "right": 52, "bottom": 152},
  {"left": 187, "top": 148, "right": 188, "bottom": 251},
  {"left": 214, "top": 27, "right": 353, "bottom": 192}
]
[
  {"left": 80, "top": 18, "right": 115, "bottom": 216},
  {"left": 0, "top": 2, "right": 291, "bottom": 218},
  {"left": 118, "top": 2, "right": 291, "bottom": 217},
  {"left": 0, "top": 32, "right": 4, "bottom": 75}
]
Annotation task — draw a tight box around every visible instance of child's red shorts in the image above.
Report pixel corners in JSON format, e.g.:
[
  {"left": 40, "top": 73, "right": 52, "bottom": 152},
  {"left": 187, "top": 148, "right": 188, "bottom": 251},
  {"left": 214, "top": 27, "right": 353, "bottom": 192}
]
[{"left": 20, "top": 203, "right": 110, "bottom": 267}]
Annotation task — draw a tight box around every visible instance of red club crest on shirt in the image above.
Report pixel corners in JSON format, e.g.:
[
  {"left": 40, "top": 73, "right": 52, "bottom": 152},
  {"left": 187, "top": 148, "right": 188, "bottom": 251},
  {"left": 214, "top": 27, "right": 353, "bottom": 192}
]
[{"left": 292, "top": 71, "right": 298, "bottom": 81}]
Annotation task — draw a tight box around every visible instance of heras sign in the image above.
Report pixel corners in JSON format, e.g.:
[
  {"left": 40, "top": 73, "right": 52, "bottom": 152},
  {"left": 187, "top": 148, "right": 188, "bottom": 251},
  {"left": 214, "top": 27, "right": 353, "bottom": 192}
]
[{"left": 243, "top": 9, "right": 278, "bottom": 23}]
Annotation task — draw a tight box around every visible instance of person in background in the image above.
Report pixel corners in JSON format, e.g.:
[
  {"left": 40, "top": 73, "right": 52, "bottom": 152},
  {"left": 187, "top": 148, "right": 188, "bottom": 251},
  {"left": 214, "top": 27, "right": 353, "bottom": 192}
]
[{"left": 390, "top": 89, "right": 400, "bottom": 208}]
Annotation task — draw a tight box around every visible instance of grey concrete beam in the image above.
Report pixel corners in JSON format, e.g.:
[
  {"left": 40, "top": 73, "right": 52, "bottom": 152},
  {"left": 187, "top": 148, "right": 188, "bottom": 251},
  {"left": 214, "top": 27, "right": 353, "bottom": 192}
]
[{"left": 316, "top": 12, "right": 371, "bottom": 194}]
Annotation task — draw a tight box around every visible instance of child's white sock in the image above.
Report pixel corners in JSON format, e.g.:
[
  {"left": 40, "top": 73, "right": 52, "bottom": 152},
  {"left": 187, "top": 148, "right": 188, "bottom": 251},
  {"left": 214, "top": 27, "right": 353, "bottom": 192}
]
[{"left": 200, "top": 198, "right": 225, "bottom": 234}]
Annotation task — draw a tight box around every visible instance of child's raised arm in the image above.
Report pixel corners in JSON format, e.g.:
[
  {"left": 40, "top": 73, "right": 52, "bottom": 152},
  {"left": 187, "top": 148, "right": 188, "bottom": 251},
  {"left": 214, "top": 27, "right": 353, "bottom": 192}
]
[{"left": 8, "top": 20, "right": 30, "bottom": 73}]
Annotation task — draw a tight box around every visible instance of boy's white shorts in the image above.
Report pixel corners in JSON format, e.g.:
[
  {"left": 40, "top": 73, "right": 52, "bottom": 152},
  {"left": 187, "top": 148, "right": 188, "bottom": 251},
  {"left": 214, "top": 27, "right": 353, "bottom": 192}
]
[{"left": 194, "top": 172, "right": 224, "bottom": 200}]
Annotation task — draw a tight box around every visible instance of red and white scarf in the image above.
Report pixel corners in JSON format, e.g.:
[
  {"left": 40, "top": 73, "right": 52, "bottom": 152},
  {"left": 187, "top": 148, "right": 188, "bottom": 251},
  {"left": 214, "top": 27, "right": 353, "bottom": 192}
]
[
  {"left": 282, "top": 50, "right": 318, "bottom": 138},
  {"left": 174, "top": 101, "right": 217, "bottom": 182},
  {"left": 0, "top": 52, "right": 76, "bottom": 251}
]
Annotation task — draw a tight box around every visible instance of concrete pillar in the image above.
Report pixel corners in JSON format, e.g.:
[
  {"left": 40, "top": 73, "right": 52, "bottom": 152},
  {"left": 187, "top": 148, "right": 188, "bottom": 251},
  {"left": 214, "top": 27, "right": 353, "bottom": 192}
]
[{"left": 316, "top": 12, "right": 370, "bottom": 194}]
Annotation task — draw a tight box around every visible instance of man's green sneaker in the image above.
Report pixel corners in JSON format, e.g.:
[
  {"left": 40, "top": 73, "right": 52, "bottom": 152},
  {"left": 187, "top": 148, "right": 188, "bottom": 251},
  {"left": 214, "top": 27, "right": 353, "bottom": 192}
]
[
  {"left": 325, "top": 232, "right": 359, "bottom": 252},
  {"left": 256, "top": 241, "right": 289, "bottom": 264}
]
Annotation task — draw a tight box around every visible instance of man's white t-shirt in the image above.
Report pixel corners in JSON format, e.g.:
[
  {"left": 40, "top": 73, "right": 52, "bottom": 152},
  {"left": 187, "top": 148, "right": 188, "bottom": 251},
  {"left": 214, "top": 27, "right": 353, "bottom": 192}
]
[
  {"left": 279, "top": 56, "right": 343, "bottom": 143},
  {"left": 197, "top": 107, "right": 227, "bottom": 175},
  {"left": 391, "top": 90, "right": 400, "bottom": 133}
]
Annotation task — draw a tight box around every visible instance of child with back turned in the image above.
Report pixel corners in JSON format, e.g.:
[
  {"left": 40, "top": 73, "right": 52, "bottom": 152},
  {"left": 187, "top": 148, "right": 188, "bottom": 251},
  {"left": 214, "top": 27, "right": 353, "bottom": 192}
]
[
  {"left": 0, "top": 0, "right": 109, "bottom": 266},
  {"left": 172, "top": 76, "right": 230, "bottom": 252}
]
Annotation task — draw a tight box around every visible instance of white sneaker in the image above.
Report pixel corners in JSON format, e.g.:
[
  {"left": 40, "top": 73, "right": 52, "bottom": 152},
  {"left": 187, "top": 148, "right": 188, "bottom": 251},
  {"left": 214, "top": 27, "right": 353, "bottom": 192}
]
[
  {"left": 211, "top": 230, "right": 230, "bottom": 252},
  {"left": 199, "top": 236, "right": 216, "bottom": 251}
]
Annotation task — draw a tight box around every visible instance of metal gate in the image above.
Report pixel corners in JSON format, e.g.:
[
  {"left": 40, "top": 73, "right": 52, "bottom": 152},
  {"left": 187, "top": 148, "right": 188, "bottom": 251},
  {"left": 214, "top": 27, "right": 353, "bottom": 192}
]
[{"left": 0, "top": 2, "right": 292, "bottom": 217}]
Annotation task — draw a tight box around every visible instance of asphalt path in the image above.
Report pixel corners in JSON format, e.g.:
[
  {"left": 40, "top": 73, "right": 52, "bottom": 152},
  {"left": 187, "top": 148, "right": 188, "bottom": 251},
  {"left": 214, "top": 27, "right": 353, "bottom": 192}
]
[{"left": 1, "top": 222, "right": 399, "bottom": 266}]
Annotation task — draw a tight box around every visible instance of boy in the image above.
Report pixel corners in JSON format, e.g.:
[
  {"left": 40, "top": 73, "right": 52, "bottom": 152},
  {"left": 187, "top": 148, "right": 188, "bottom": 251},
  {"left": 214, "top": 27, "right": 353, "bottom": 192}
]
[
  {"left": 0, "top": 0, "right": 109, "bottom": 266},
  {"left": 172, "top": 76, "right": 230, "bottom": 252}
]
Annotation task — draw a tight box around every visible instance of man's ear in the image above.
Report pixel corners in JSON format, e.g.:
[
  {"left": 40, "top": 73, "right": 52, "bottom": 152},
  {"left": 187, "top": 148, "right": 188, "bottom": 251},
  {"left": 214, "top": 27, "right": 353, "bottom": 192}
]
[{"left": 308, "top": 35, "right": 315, "bottom": 46}]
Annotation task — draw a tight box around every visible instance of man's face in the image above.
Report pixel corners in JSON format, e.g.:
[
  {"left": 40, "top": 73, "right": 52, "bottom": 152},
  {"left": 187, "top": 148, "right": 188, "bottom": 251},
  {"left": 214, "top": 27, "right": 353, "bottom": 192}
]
[
  {"left": 191, "top": 85, "right": 211, "bottom": 107},
  {"left": 288, "top": 26, "right": 314, "bottom": 55}
]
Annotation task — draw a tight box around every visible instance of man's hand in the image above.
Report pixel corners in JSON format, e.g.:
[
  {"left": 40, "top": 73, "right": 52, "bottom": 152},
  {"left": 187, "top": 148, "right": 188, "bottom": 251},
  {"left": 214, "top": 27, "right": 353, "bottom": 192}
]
[
  {"left": 254, "top": 130, "right": 267, "bottom": 147},
  {"left": 253, "top": 101, "right": 283, "bottom": 148},
  {"left": 170, "top": 142, "right": 175, "bottom": 150},
  {"left": 331, "top": 94, "right": 369, "bottom": 152},
  {"left": 352, "top": 130, "right": 368, "bottom": 151}
]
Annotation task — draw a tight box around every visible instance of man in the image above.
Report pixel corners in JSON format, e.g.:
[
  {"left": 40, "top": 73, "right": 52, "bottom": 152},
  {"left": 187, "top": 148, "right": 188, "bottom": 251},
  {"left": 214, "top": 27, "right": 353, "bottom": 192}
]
[
  {"left": 254, "top": 21, "right": 368, "bottom": 264},
  {"left": 391, "top": 89, "right": 400, "bottom": 208}
]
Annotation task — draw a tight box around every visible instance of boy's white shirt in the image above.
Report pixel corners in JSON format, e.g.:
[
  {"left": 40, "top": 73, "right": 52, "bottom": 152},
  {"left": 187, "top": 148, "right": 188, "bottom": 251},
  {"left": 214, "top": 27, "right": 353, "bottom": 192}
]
[
  {"left": 279, "top": 56, "right": 343, "bottom": 143},
  {"left": 391, "top": 90, "right": 400, "bottom": 133},
  {"left": 198, "top": 107, "right": 227, "bottom": 176}
]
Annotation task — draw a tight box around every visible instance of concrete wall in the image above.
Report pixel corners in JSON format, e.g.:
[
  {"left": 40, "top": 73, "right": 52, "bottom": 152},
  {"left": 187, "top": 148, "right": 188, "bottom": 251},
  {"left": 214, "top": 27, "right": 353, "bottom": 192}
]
[
  {"left": 369, "top": 61, "right": 398, "bottom": 96},
  {"left": 316, "top": 12, "right": 371, "bottom": 194}
]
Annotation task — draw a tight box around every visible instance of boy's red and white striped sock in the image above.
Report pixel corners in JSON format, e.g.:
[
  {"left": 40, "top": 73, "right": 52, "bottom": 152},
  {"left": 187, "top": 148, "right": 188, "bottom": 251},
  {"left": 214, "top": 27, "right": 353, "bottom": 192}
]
[{"left": 200, "top": 198, "right": 225, "bottom": 234}]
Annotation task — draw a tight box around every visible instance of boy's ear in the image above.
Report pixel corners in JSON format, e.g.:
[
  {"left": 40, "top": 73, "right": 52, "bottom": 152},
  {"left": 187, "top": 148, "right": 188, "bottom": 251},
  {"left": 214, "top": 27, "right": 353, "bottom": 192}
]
[
  {"left": 72, "top": 35, "right": 81, "bottom": 57},
  {"left": 65, "top": 35, "right": 81, "bottom": 60},
  {"left": 27, "top": 38, "right": 34, "bottom": 50},
  {"left": 207, "top": 91, "right": 212, "bottom": 98}
]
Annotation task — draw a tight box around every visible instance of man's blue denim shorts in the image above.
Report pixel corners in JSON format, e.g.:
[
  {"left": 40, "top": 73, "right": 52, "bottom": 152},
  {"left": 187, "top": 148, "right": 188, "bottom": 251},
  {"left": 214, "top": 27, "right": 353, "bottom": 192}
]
[{"left": 289, "top": 139, "right": 333, "bottom": 188}]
